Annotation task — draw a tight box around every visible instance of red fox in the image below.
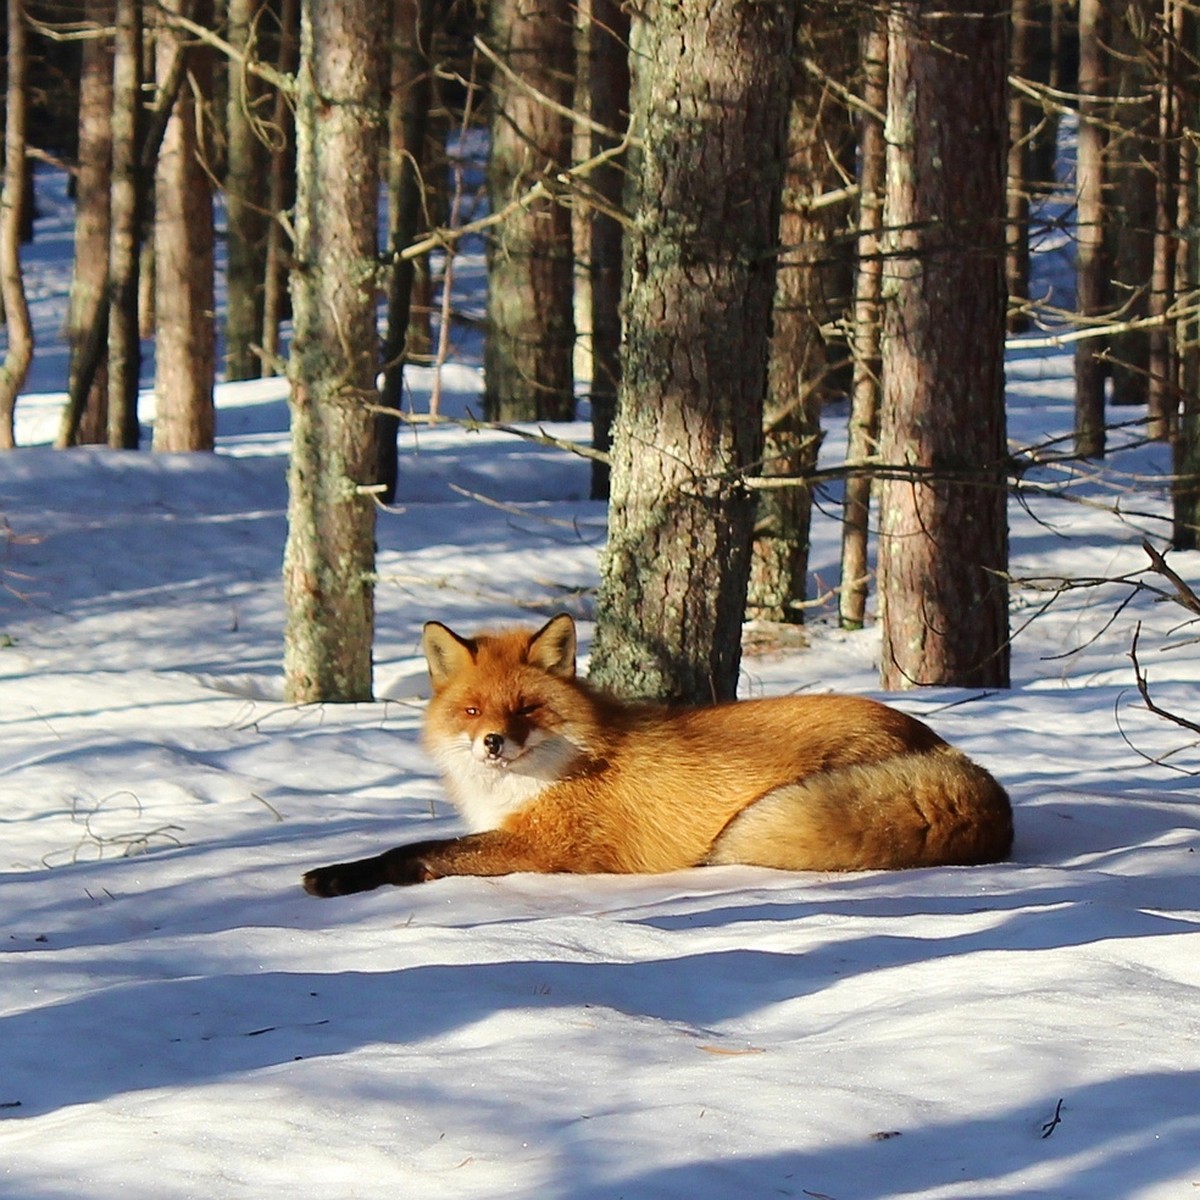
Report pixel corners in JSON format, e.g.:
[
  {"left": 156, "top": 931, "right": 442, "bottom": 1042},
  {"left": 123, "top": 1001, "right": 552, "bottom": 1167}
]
[{"left": 302, "top": 613, "right": 1013, "bottom": 896}]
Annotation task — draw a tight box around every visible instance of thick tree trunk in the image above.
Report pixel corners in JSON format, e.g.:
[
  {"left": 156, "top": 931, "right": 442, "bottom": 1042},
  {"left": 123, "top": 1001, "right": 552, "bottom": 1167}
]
[
  {"left": 282, "top": 0, "right": 384, "bottom": 703},
  {"left": 106, "top": 0, "right": 143, "bottom": 450},
  {"left": 748, "top": 15, "right": 853, "bottom": 624},
  {"left": 1074, "top": 0, "right": 1108, "bottom": 458},
  {"left": 61, "top": 0, "right": 114, "bottom": 449},
  {"left": 225, "top": 0, "right": 270, "bottom": 382},
  {"left": 590, "top": 0, "right": 799, "bottom": 704},
  {"left": 153, "top": 0, "right": 215, "bottom": 452},
  {"left": 877, "top": 0, "right": 1010, "bottom": 691},
  {"left": 0, "top": 0, "right": 34, "bottom": 449},
  {"left": 483, "top": 0, "right": 575, "bottom": 422},
  {"left": 839, "top": 11, "right": 887, "bottom": 631}
]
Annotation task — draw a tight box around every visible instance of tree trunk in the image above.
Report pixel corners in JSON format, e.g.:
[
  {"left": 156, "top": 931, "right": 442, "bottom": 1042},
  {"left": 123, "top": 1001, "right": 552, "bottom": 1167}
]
[
  {"left": 282, "top": 0, "right": 385, "bottom": 703},
  {"left": 0, "top": 0, "right": 34, "bottom": 449},
  {"left": 877, "top": 0, "right": 1010, "bottom": 691},
  {"left": 225, "top": 0, "right": 270, "bottom": 382},
  {"left": 1006, "top": 0, "right": 1034, "bottom": 332},
  {"left": 839, "top": 10, "right": 887, "bottom": 631},
  {"left": 748, "top": 14, "right": 853, "bottom": 624},
  {"left": 1074, "top": 0, "right": 1107, "bottom": 458},
  {"left": 582, "top": 0, "right": 629, "bottom": 502},
  {"left": 61, "top": 0, "right": 114, "bottom": 449},
  {"left": 106, "top": 0, "right": 143, "bottom": 450},
  {"left": 261, "top": 0, "right": 298, "bottom": 377},
  {"left": 153, "top": 0, "right": 215, "bottom": 452},
  {"left": 482, "top": 0, "right": 575, "bottom": 422},
  {"left": 375, "top": 0, "right": 436, "bottom": 504},
  {"left": 1108, "top": 2, "right": 1155, "bottom": 411},
  {"left": 590, "top": 0, "right": 799, "bottom": 704}
]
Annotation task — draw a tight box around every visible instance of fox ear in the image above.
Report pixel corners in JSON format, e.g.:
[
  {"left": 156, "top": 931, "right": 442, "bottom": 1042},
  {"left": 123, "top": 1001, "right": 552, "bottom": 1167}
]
[
  {"left": 422, "top": 622, "right": 476, "bottom": 690},
  {"left": 527, "top": 613, "right": 577, "bottom": 679}
]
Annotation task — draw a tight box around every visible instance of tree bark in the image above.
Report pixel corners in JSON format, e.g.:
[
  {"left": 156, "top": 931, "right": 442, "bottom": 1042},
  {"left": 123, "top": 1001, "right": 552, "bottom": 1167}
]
[
  {"left": 1074, "top": 0, "right": 1108, "bottom": 458},
  {"left": 590, "top": 0, "right": 799, "bottom": 704},
  {"left": 106, "top": 0, "right": 143, "bottom": 450},
  {"left": 153, "top": 0, "right": 215, "bottom": 452},
  {"left": 61, "top": 0, "right": 114, "bottom": 449},
  {"left": 581, "top": 0, "right": 629, "bottom": 502},
  {"left": 375, "top": 0, "right": 436, "bottom": 504},
  {"left": 877, "top": 0, "right": 1010, "bottom": 691},
  {"left": 225, "top": 0, "right": 270, "bottom": 382},
  {"left": 282, "top": 0, "right": 385, "bottom": 703},
  {"left": 839, "top": 10, "right": 887, "bottom": 631},
  {"left": 748, "top": 14, "right": 853, "bottom": 624},
  {"left": 0, "top": 0, "right": 34, "bottom": 450},
  {"left": 1006, "top": 0, "right": 1034, "bottom": 332},
  {"left": 483, "top": 0, "right": 575, "bottom": 422},
  {"left": 260, "top": 0, "right": 298, "bottom": 377}
]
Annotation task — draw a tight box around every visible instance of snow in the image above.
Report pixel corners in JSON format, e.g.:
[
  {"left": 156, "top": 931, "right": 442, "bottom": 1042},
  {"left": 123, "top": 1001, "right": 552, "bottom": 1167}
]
[{"left": 2, "top": 166, "right": 1199, "bottom": 1199}]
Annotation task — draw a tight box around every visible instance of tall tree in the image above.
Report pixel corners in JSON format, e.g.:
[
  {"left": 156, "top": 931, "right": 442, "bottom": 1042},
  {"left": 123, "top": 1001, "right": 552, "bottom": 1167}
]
[
  {"left": 106, "top": 0, "right": 143, "bottom": 449},
  {"left": 482, "top": 0, "right": 575, "bottom": 422},
  {"left": 0, "top": 0, "right": 34, "bottom": 449},
  {"left": 589, "top": 0, "right": 799, "bottom": 704},
  {"left": 61, "top": 0, "right": 114, "bottom": 448},
  {"left": 876, "top": 0, "right": 1010, "bottom": 690},
  {"left": 839, "top": 9, "right": 887, "bottom": 631},
  {"left": 580, "top": 0, "right": 629, "bottom": 502},
  {"left": 225, "top": 0, "right": 270, "bottom": 381},
  {"left": 748, "top": 14, "right": 853, "bottom": 624},
  {"left": 153, "top": 0, "right": 216, "bottom": 452},
  {"left": 282, "top": 0, "right": 385, "bottom": 703},
  {"left": 1074, "top": 0, "right": 1107, "bottom": 458},
  {"left": 375, "top": 0, "right": 436, "bottom": 504}
]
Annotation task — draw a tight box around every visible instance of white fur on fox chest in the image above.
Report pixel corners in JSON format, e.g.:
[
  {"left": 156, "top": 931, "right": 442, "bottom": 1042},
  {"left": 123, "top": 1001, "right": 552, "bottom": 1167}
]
[{"left": 427, "top": 735, "right": 566, "bottom": 831}]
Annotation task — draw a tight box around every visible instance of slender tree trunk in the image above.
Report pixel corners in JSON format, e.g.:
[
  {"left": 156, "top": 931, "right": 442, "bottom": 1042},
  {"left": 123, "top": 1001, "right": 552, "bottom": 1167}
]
[
  {"left": 582, "top": 0, "right": 629, "bottom": 502},
  {"left": 0, "top": 0, "right": 34, "bottom": 449},
  {"left": 225, "top": 0, "right": 269, "bottom": 381},
  {"left": 375, "top": 0, "right": 435, "bottom": 504},
  {"left": 1171, "top": 1, "right": 1199, "bottom": 548},
  {"left": 61, "top": 0, "right": 114, "bottom": 449},
  {"left": 877, "top": 0, "right": 1010, "bottom": 691},
  {"left": 1108, "top": 2, "right": 1155, "bottom": 411},
  {"left": 1147, "top": 0, "right": 1180, "bottom": 440},
  {"left": 590, "top": 0, "right": 799, "bottom": 704},
  {"left": 1074, "top": 0, "right": 1107, "bottom": 458},
  {"left": 483, "top": 0, "right": 575, "bottom": 422},
  {"left": 748, "top": 15, "right": 853, "bottom": 623},
  {"left": 1006, "top": 0, "right": 1034, "bottom": 332},
  {"left": 107, "top": 0, "right": 143, "bottom": 450},
  {"left": 261, "top": 0, "right": 298, "bottom": 377},
  {"left": 153, "top": 0, "right": 215, "bottom": 452},
  {"left": 282, "top": 0, "right": 385, "bottom": 703},
  {"left": 839, "top": 11, "right": 887, "bottom": 631}
]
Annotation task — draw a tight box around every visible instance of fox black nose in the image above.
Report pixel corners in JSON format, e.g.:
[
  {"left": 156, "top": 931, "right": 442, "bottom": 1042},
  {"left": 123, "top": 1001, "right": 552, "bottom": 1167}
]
[{"left": 483, "top": 732, "right": 504, "bottom": 757}]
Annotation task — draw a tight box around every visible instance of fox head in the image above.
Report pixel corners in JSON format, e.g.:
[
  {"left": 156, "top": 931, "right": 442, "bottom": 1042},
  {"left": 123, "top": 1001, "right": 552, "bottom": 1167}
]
[{"left": 421, "top": 614, "right": 593, "bottom": 791}]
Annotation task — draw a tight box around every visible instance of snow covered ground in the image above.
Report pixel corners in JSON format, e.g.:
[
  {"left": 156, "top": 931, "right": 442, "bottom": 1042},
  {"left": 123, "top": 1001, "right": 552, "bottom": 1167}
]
[{"left": 1, "top": 168, "right": 1198, "bottom": 1199}]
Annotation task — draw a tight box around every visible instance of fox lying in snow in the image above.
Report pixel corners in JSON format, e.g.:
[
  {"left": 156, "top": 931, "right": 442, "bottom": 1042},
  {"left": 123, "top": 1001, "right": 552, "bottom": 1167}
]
[{"left": 302, "top": 614, "right": 1013, "bottom": 896}]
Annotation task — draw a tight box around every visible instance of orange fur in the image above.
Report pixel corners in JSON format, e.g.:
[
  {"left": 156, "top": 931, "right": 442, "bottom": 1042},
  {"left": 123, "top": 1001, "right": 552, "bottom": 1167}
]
[{"left": 302, "top": 614, "right": 1013, "bottom": 897}]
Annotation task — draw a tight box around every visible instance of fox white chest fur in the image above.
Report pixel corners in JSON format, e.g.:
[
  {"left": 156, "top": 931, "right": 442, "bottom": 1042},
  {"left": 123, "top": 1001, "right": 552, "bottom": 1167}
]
[{"left": 425, "top": 727, "right": 583, "bottom": 832}]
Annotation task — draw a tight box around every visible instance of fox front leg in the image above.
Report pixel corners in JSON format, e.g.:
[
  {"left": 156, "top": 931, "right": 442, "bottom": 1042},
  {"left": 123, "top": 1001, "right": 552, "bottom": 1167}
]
[{"left": 302, "top": 831, "right": 565, "bottom": 897}]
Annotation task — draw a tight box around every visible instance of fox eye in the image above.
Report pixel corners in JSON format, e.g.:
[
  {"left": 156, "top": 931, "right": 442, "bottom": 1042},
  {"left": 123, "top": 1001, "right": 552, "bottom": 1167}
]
[
  {"left": 515, "top": 702, "right": 540, "bottom": 718},
  {"left": 463, "top": 705, "right": 480, "bottom": 717}
]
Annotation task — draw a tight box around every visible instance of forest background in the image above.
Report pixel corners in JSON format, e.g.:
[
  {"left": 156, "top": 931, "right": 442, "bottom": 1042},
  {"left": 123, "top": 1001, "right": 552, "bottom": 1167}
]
[{"left": 3, "top": 0, "right": 1198, "bottom": 708}]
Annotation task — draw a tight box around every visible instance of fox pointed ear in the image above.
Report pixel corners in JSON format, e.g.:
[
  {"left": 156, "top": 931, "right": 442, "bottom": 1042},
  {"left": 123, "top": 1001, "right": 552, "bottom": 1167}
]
[
  {"left": 527, "top": 613, "right": 577, "bottom": 679},
  {"left": 422, "top": 621, "right": 476, "bottom": 690}
]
